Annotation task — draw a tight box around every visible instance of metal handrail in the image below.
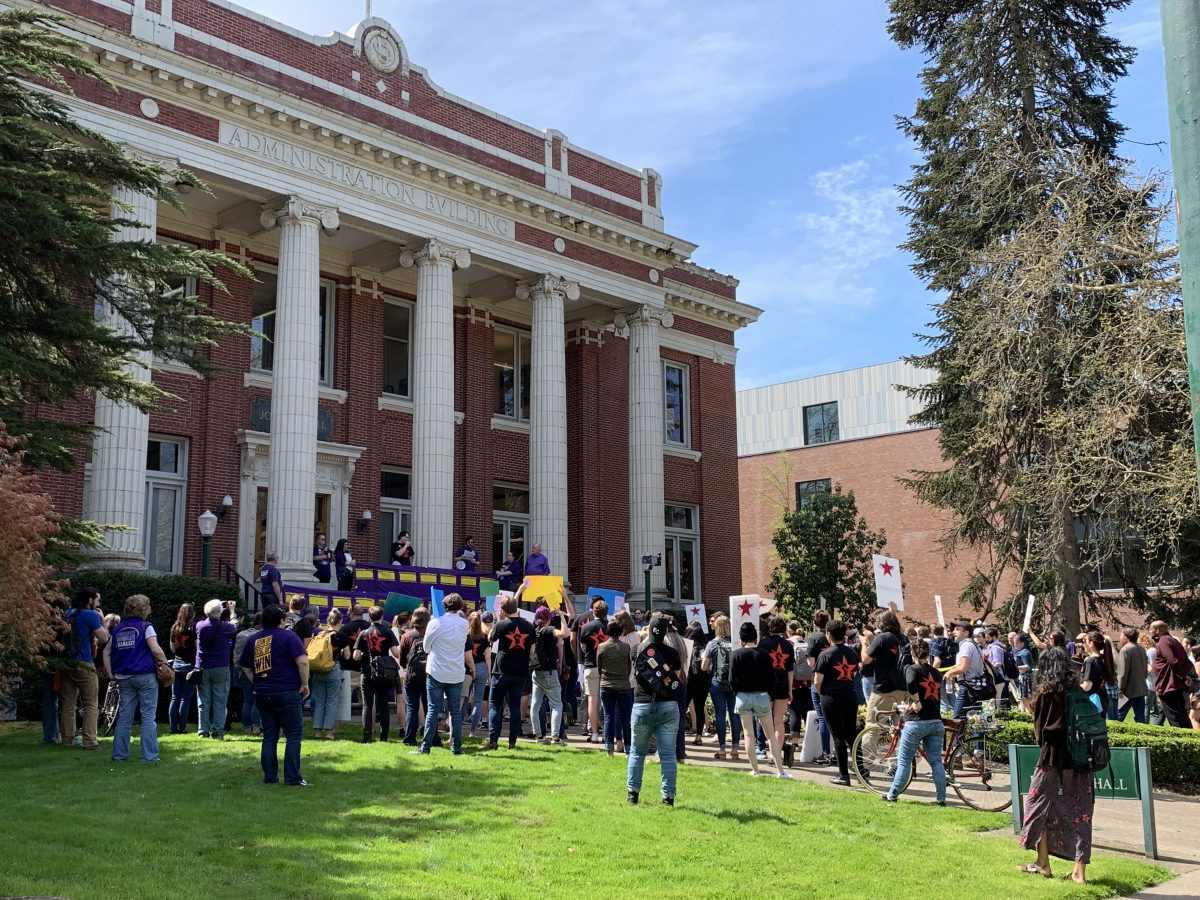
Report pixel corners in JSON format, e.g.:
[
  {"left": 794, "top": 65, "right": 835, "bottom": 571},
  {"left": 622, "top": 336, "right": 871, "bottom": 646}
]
[{"left": 217, "top": 558, "right": 262, "bottom": 611}]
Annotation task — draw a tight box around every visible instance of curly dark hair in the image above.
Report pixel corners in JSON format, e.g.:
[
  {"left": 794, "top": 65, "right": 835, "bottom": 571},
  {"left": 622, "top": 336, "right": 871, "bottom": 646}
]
[{"left": 1033, "top": 647, "right": 1077, "bottom": 696}]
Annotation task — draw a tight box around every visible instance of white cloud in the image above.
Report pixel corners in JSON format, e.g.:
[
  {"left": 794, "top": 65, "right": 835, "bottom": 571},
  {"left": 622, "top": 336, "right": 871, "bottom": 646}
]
[{"left": 1111, "top": 0, "right": 1161, "bottom": 51}]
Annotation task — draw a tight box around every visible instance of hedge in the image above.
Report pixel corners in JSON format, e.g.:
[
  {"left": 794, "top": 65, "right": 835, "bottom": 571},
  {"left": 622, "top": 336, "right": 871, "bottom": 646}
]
[
  {"left": 67, "top": 571, "right": 240, "bottom": 643},
  {"left": 995, "top": 710, "right": 1200, "bottom": 788}
]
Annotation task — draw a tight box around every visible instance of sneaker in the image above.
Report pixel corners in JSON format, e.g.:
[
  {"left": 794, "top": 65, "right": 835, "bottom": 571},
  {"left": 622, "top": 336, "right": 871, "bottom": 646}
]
[
  {"left": 410, "top": 748, "right": 430, "bottom": 755},
  {"left": 662, "top": 796, "right": 674, "bottom": 807},
  {"left": 538, "top": 736, "right": 552, "bottom": 745},
  {"left": 482, "top": 741, "right": 498, "bottom": 751},
  {"left": 936, "top": 800, "right": 947, "bottom": 806},
  {"left": 829, "top": 776, "right": 851, "bottom": 786},
  {"left": 748, "top": 770, "right": 763, "bottom": 777},
  {"left": 776, "top": 771, "right": 793, "bottom": 779},
  {"left": 627, "top": 791, "right": 639, "bottom": 805},
  {"left": 197, "top": 732, "right": 209, "bottom": 739},
  {"left": 288, "top": 779, "right": 312, "bottom": 787},
  {"left": 882, "top": 794, "right": 897, "bottom": 803}
]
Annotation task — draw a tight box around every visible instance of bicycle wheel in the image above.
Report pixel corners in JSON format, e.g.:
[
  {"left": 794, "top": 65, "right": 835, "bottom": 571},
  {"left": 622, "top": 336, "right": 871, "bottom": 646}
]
[
  {"left": 949, "top": 736, "right": 1012, "bottom": 811},
  {"left": 100, "top": 683, "right": 120, "bottom": 737},
  {"left": 851, "top": 724, "right": 910, "bottom": 794}
]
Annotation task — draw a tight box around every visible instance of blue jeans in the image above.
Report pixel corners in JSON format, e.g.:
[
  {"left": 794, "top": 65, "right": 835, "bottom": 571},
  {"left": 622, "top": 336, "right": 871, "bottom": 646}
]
[
  {"left": 169, "top": 662, "right": 194, "bottom": 732},
  {"left": 421, "top": 677, "right": 463, "bottom": 753},
  {"left": 239, "top": 671, "right": 260, "bottom": 729},
  {"left": 531, "top": 670, "right": 562, "bottom": 738},
  {"left": 886, "top": 718, "right": 946, "bottom": 803},
  {"left": 197, "top": 666, "right": 231, "bottom": 736},
  {"left": 627, "top": 701, "right": 679, "bottom": 799},
  {"left": 1117, "top": 695, "right": 1147, "bottom": 724},
  {"left": 403, "top": 674, "right": 426, "bottom": 743},
  {"left": 710, "top": 682, "right": 742, "bottom": 751},
  {"left": 112, "top": 673, "right": 160, "bottom": 763},
  {"left": 41, "top": 673, "right": 60, "bottom": 743},
  {"left": 311, "top": 666, "right": 341, "bottom": 730},
  {"left": 257, "top": 691, "right": 304, "bottom": 784},
  {"left": 600, "top": 687, "right": 633, "bottom": 751},
  {"left": 810, "top": 684, "right": 830, "bottom": 754},
  {"left": 462, "top": 660, "right": 487, "bottom": 731},
  {"left": 488, "top": 673, "right": 525, "bottom": 746}
]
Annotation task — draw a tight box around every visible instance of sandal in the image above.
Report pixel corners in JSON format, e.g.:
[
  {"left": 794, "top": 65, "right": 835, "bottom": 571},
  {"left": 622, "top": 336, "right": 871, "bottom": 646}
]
[
  {"left": 713, "top": 750, "right": 726, "bottom": 760},
  {"left": 1017, "top": 864, "right": 1051, "bottom": 879}
]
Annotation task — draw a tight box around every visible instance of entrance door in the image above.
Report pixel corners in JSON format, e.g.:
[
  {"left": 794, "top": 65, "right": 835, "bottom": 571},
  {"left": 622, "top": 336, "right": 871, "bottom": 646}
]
[
  {"left": 378, "top": 503, "right": 412, "bottom": 565},
  {"left": 254, "top": 487, "right": 268, "bottom": 576}
]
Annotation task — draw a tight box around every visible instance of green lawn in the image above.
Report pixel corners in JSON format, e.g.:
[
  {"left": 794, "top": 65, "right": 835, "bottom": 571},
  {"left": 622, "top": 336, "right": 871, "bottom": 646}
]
[{"left": 0, "top": 722, "right": 1171, "bottom": 900}]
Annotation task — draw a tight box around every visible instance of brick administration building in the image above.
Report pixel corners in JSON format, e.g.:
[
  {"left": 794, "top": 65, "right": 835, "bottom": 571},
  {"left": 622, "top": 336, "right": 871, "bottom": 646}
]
[{"left": 33, "top": 0, "right": 761, "bottom": 607}]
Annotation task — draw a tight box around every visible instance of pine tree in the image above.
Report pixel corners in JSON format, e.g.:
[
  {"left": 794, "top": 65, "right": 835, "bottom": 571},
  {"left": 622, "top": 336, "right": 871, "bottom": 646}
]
[
  {"left": 768, "top": 485, "right": 888, "bottom": 627},
  {"left": 0, "top": 9, "right": 249, "bottom": 470},
  {"left": 888, "top": 1, "right": 1193, "bottom": 631}
]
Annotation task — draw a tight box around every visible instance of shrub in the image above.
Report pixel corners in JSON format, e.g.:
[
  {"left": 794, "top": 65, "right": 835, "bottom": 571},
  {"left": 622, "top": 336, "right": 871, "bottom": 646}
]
[
  {"left": 995, "top": 710, "right": 1200, "bottom": 787},
  {"left": 66, "top": 571, "right": 239, "bottom": 641}
]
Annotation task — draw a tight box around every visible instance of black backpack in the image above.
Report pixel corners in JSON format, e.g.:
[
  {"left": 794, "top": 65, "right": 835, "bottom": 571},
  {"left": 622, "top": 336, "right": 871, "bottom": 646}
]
[
  {"left": 50, "top": 609, "right": 81, "bottom": 659},
  {"left": 1065, "top": 687, "right": 1111, "bottom": 773},
  {"left": 635, "top": 645, "right": 679, "bottom": 701},
  {"left": 711, "top": 639, "right": 732, "bottom": 686},
  {"left": 406, "top": 635, "right": 427, "bottom": 678},
  {"left": 1001, "top": 646, "right": 1020, "bottom": 682}
]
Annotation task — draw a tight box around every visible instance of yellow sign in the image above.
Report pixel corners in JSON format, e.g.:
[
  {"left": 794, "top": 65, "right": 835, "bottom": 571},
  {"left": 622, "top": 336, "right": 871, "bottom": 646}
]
[
  {"left": 331, "top": 596, "right": 352, "bottom": 608},
  {"left": 376, "top": 569, "right": 395, "bottom": 581},
  {"left": 524, "top": 575, "right": 564, "bottom": 608},
  {"left": 419, "top": 573, "right": 437, "bottom": 584},
  {"left": 355, "top": 568, "right": 374, "bottom": 580},
  {"left": 398, "top": 571, "right": 417, "bottom": 582},
  {"left": 460, "top": 576, "right": 478, "bottom": 587},
  {"left": 309, "top": 594, "right": 330, "bottom": 606}
]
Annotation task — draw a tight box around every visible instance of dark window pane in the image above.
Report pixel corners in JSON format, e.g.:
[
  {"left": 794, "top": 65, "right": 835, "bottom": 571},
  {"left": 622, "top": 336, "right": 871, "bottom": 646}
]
[
  {"left": 494, "top": 330, "right": 516, "bottom": 417},
  {"left": 803, "top": 401, "right": 839, "bottom": 445},
  {"left": 519, "top": 334, "right": 531, "bottom": 421},
  {"left": 380, "top": 471, "right": 411, "bottom": 499},
  {"left": 250, "top": 270, "right": 278, "bottom": 372},
  {"left": 146, "top": 440, "right": 178, "bottom": 473},
  {"left": 795, "top": 478, "right": 831, "bottom": 510},
  {"left": 664, "top": 364, "right": 686, "bottom": 443},
  {"left": 493, "top": 484, "right": 529, "bottom": 514},
  {"left": 383, "top": 303, "right": 411, "bottom": 397}
]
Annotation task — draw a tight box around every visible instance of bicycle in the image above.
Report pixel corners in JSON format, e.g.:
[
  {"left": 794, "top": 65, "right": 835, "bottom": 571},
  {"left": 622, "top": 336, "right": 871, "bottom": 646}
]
[
  {"left": 851, "top": 705, "right": 1011, "bottom": 811},
  {"left": 100, "top": 679, "right": 120, "bottom": 737}
]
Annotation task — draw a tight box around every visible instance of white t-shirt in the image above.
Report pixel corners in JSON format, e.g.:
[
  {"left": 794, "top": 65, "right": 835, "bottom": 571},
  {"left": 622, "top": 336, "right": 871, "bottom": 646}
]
[
  {"left": 423, "top": 613, "right": 468, "bottom": 684},
  {"left": 956, "top": 639, "right": 984, "bottom": 678}
]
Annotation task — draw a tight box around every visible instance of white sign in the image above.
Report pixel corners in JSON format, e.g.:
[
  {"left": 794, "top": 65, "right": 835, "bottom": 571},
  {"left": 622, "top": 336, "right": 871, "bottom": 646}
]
[
  {"left": 1022, "top": 595, "right": 1035, "bottom": 633},
  {"left": 220, "top": 124, "right": 516, "bottom": 239},
  {"left": 872, "top": 554, "right": 904, "bottom": 611},
  {"left": 684, "top": 603, "right": 709, "bottom": 633},
  {"left": 934, "top": 595, "right": 944, "bottom": 626},
  {"left": 729, "top": 594, "right": 759, "bottom": 641},
  {"left": 758, "top": 597, "right": 777, "bottom": 616}
]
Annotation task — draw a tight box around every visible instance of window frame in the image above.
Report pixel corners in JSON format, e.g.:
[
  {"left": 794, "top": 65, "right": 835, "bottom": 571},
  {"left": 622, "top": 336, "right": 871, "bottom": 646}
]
[
  {"left": 803, "top": 400, "right": 839, "bottom": 446},
  {"left": 492, "top": 325, "right": 531, "bottom": 422},
  {"left": 794, "top": 478, "right": 832, "bottom": 510},
  {"left": 663, "top": 361, "right": 691, "bottom": 448},
  {"left": 664, "top": 502, "right": 700, "bottom": 603},
  {"left": 493, "top": 482, "right": 530, "bottom": 568},
  {"left": 143, "top": 436, "right": 188, "bottom": 574},
  {"left": 379, "top": 467, "right": 413, "bottom": 563},
  {"left": 250, "top": 265, "right": 336, "bottom": 387},
  {"left": 381, "top": 296, "right": 414, "bottom": 399}
]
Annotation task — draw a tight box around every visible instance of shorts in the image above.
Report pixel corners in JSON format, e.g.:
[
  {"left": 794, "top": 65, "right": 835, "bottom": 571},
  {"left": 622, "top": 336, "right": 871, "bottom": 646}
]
[
  {"left": 734, "top": 691, "right": 771, "bottom": 717},
  {"left": 583, "top": 667, "right": 601, "bottom": 698},
  {"left": 768, "top": 680, "right": 790, "bottom": 702}
]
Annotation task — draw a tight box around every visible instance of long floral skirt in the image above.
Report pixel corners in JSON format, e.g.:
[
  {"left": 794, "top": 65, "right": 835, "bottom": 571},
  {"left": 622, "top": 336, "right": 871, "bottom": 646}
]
[{"left": 1019, "top": 765, "right": 1094, "bottom": 864}]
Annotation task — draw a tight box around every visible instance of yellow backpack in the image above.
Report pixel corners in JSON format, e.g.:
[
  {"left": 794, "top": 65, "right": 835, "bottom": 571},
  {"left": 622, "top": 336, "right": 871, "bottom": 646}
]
[{"left": 307, "top": 629, "right": 335, "bottom": 673}]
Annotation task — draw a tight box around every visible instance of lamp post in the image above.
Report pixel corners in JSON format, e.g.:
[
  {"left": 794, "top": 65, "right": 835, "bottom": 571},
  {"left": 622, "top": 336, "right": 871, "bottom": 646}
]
[
  {"left": 198, "top": 508, "right": 217, "bottom": 578},
  {"left": 641, "top": 552, "right": 662, "bottom": 615}
]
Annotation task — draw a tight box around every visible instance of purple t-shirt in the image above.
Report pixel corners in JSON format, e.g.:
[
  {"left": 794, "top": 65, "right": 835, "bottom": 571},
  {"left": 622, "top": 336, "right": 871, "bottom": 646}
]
[
  {"left": 524, "top": 553, "right": 550, "bottom": 576},
  {"left": 238, "top": 627, "right": 306, "bottom": 694},
  {"left": 260, "top": 563, "right": 282, "bottom": 600},
  {"left": 196, "top": 618, "right": 237, "bottom": 669}
]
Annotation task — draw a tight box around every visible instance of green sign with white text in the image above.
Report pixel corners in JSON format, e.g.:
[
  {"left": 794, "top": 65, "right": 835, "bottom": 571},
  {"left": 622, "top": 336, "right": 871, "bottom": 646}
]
[{"left": 1013, "top": 745, "right": 1141, "bottom": 799}]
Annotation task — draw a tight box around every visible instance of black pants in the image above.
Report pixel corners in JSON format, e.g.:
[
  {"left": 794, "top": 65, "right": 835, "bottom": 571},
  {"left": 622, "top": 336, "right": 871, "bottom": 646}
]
[
  {"left": 820, "top": 694, "right": 857, "bottom": 780},
  {"left": 362, "top": 678, "right": 391, "bottom": 740},
  {"left": 337, "top": 572, "right": 355, "bottom": 591},
  {"left": 687, "top": 674, "right": 711, "bottom": 734},
  {"left": 1159, "top": 689, "right": 1190, "bottom": 728},
  {"left": 789, "top": 679, "right": 813, "bottom": 731}
]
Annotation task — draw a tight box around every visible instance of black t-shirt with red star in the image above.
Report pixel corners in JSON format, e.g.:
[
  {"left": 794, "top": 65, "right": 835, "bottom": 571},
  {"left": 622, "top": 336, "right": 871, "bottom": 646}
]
[
  {"left": 758, "top": 635, "right": 795, "bottom": 700},
  {"left": 578, "top": 617, "right": 608, "bottom": 668},
  {"left": 867, "top": 631, "right": 905, "bottom": 693},
  {"left": 905, "top": 663, "right": 944, "bottom": 721},
  {"left": 815, "top": 643, "right": 860, "bottom": 699},
  {"left": 353, "top": 623, "right": 398, "bottom": 662},
  {"left": 489, "top": 617, "right": 536, "bottom": 677},
  {"left": 806, "top": 629, "right": 829, "bottom": 664}
]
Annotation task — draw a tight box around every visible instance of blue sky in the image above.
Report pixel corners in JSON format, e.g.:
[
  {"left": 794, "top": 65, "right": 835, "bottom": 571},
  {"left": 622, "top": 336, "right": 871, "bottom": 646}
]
[{"left": 235, "top": 0, "right": 1172, "bottom": 389}]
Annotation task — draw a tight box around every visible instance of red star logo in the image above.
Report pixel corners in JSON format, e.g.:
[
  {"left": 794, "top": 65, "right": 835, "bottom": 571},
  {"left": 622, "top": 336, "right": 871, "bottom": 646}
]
[
  {"left": 879, "top": 560, "right": 894, "bottom": 576},
  {"left": 768, "top": 645, "right": 790, "bottom": 670},
  {"left": 737, "top": 601, "right": 753, "bottom": 616},
  {"left": 690, "top": 606, "right": 701, "bottom": 617},
  {"left": 506, "top": 629, "right": 529, "bottom": 650},
  {"left": 833, "top": 658, "right": 857, "bottom": 681},
  {"left": 367, "top": 630, "right": 387, "bottom": 653},
  {"left": 917, "top": 672, "right": 940, "bottom": 700},
  {"left": 586, "top": 631, "right": 606, "bottom": 651}
]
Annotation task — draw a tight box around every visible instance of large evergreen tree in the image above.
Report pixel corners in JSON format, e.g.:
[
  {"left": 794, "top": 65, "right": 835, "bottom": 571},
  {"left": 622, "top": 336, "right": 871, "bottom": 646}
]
[{"left": 889, "top": 1, "right": 1193, "bottom": 630}]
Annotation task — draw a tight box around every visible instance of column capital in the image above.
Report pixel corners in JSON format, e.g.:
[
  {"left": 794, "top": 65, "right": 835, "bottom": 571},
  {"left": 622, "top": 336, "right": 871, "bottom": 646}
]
[
  {"left": 399, "top": 238, "right": 471, "bottom": 271},
  {"left": 516, "top": 273, "right": 580, "bottom": 302},
  {"left": 614, "top": 305, "right": 673, "bottom": 335},
  {"left": 259, "top": 196, "right": 340, "bottom": 235}
]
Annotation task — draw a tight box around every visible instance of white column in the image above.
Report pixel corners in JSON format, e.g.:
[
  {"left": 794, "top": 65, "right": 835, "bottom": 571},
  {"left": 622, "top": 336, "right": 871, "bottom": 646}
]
[
  {"left": 87, "top": 185, "right": 158, "bottom": 569},
  {"left": 259, "top": 197, "right": 340, "bottom": 583},
  {"left": 623, "top": 305, "right": 673, "bottom": 602},
  {"left": 518, "top": 274, "right": 578, "bottom": 580},
  {"left": 400, "top": 239, "right": 470, "bottom": 569}
]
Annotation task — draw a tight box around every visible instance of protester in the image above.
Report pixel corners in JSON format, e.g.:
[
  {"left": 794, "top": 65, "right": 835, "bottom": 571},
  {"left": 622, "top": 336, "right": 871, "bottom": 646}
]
[
  {"left": 310, "top": 608, "right": 342, "bottom": 740},
  {"left": 334, "top": 538, "right": 356, "bottom": 591},
  {"left": 1150, "top": 621, "right": 1193, "bottom": 728},
  {"left": 391, "top": 530, "right": 416, "bottom": 566},
  {"left": 627, "top": 615, "right": 682, "bottom": 806},
  {"left": 463, "top": 611, "right": 491, "bottom": 735},
  {"left": 398, "top": 608, "right": 430, "bottom": 745},
  {"left": 1078, "top": 631, "right": 1115, "bottom": 717},
  {"left": 1012, "top": 632, "right": 1035, "bottom": 712},
  {"left": 684, "top": 621, "right": 712, "bottom": 743},
  {"left": 312, "top": 533, "right": 333, "bottom": 583},
  {"left": 732, "top": 621, "right": 790, "bottom": 779},
  {"left": 882, "top": 638, "right": 946, "bottom": 805},
  {"left": 1018, "top": 647, "right": 1092, "bottom": 883},
  {"left": 984, "top": 627, "right": 1011, "bottom": 705},
  {"left": 415, "top": 594, "right": 471, "bottom": 755},
  {"left": 943, "top": 619, "right": 987, "bottom": 717},
  {"left": 259, "top": 552, "right": 283, "bottom": 606},
  {"left": 104, "top": 594, "right": 168, "bottom": 763},
  {"left": 486, "top": 595, "right": 536, "bottom": 751},
  {"left": 1109, "top": 627, "right": 1147, "bottom": 724},
  {"left": 702, "top": 615, "right": 741, "bottom": 760},
  {"left": 195, "top": 599, "right": 238, "bottom": 740},
  {"left": 58, "top": 588, "right": 108, "bottom": 750},
  {"left": 787, "top": 619, "right": 814, "bottom": 735},
  {"left": 355, "top": 606, "right": 399, "bottom": 743},
  {"left": 813, "top": 619, "right": 859, "bottom": 786},
  {"left": 597, "top": 620, "right": 634, "bottom": 755},
  {"left": 1139, "top": 632, "right": 1162, "bottom": 723},
  {"left": 524, "top": 543, "right": 550, "bottom": 575},
  {"left": 757, "top": 615, "right": 794, "bottom": 756},
  {"left": 805, "top": 610, "right": 833, "bottom": 765},
  {"left": 530, "top": 606, "right": 568, "bottom": 745},
  {"left": 495, "top": 550, "right": 522, "bottom": 592},
  {"left": 238, "top": 605, "right": 310, "bottom": 786},
  {"left": 453, "top": 537, "right": 479, "bottom": 572}
]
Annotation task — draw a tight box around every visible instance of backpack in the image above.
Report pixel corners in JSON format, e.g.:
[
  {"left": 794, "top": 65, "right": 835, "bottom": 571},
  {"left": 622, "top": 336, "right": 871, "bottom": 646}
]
[
  {"left": 1001, "top": 646, "right": 1020, "bottom": 682},
  {"left": 711, "top": 638, "right": 732, "bottom": 686},
  {"left": 406, "top": 635, "right": 427, "bottom": 678},
  {"left": 369, "top": 651, "right": 400, "bottom": 684},
  {"left": 307, "top": 629, "right": 335, "bottom": 673},
  {"left": 635, "top": 645, "right": 679, "bottom": 701},
  {"left": 1065, "top": 687, "right": 1111, "bottom": 773},
  {"left": 50, "top": 609, "right": 81, "bottom": 659}
]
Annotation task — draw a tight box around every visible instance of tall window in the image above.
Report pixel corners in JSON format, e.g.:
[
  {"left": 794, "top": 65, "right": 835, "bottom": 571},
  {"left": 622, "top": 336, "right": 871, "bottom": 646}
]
[
  {"left": 493, "top": 328, "right": 531, "bottom": 420},
  {"left": 379, "top": 469, "right": 412, "bottom": 563},
  {"left": 795, "top": 478, "right": 832, "bottom": 510},
  {"left": 1075, "top": 514, "right": 1180, "bottom": 592},
  {"left": 144, "top": 437, "right": 187, "bottom": 573},
  {"left": 493, "top": 483, "right": 529, "bottom": 568},
  {"left": 664, "top": 503, "right": 699, "bottom": 602},
  {"left": 382, "top": 299, "right": 412, "bottom": 397},
  {"left": 250, "top": 269, "right": 335, "bottom": 385},
  {"left": 663, "top": 362, "right": 690, "bottom": 446},
  {"left": 803, "top": 401, "right": 839, "bottom": 445}
]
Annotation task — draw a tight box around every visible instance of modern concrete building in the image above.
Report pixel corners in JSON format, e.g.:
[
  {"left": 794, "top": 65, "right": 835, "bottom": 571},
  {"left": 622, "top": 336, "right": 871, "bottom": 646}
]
[{"left": 32, "top": 0, "right": 761, "bottom": 607}]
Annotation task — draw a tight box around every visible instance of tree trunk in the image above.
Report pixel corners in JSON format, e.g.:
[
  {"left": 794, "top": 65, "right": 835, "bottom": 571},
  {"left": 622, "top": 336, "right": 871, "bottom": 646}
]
[{"left": 1056, "top": 509, "right": 1082, "bottom": 635}]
